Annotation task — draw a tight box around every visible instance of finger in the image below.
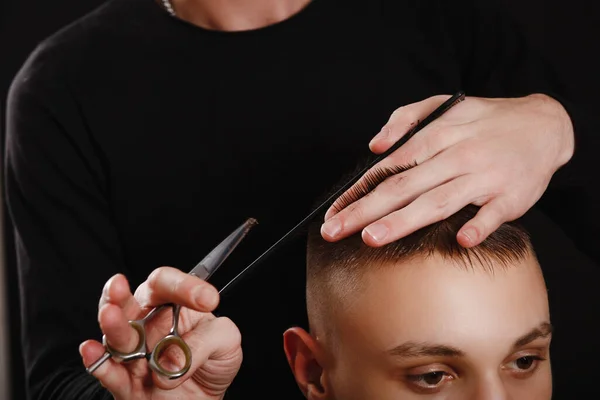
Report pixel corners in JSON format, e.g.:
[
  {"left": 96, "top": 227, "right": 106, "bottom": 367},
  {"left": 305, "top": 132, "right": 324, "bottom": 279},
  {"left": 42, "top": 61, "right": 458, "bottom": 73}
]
[
  {"left": 136, "top": 267, "right": 220, "bottom": 313},
  {"left": 383, "top": 121, "right": 471, "bottom": 168},
  {"left": 99, "top": 274, "right": 141, "bottom": 319},
  {"left": 80, "top": 340, "right": 130, "bottom": 397},
  {"left": 325, "top": 115, "right": 470, "bottom": 223},
  {"left": 457, "top": 199, "right": 513, "bottom": 248},
  {"left": 151, "top": 316, "right": 242, "bottom": 390},
  {"left": 99, "top": 303, "right": 140, "bottom": 354},
  {"left": 369, "top": 95, "right": 451, "bottom": 153},
  {"left": 322, "top": 151, "right": 463, "bottom": 241},
  {"left": 361, "top": 175, "right": 481, "bottom": 246},
  {"left": 98, "top": 274, "right": 142, "bottom": 354}
]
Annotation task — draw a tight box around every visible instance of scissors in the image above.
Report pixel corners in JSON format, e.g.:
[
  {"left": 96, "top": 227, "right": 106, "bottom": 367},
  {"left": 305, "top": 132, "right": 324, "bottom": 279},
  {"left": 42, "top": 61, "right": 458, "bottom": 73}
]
[
  {"left": 86, "top": 91, "right": 466, "bottom": 379},
  {"left": 86, "top": 218, "right": 258, "bottom": 379},
  {"left": 218, "top": 91, "right": 466, "bottom": 295}
]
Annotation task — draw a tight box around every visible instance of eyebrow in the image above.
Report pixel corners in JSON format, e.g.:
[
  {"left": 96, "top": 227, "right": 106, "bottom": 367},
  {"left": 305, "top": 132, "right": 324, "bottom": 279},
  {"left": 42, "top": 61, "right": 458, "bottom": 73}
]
[
  {"left": 512, "top": 322, "right": 553, "bottom": 349},
  {"left": 386, "top": 343, "right": 465, "bottom": 358},
  {"left": 386, "top": 322, "right": 553, "bottom": 359}
]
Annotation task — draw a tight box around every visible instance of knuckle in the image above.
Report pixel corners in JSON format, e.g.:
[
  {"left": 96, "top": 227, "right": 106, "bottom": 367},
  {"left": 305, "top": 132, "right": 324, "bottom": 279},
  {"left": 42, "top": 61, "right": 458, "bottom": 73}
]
[
  {"left": 345, "top": 202, "right": 366, "bottom": 224},
  {"left": 472, "top": 192, "right": 493, "bottom": 207},
  {"left": 434, "top": 94, "right": 451, "bottom": 103},
  {"left": 422, "top": 135, "right": 438, "bottom": 159},
  {"left": 495, "top": 197, "right": 521, "bottom": 220},
  {"left": 147, "top": 267, "right": 168, "bottom": 289},
  {"left": 385, "top": 173, "right": 410, "bottom": 196},
  {"left": 427, "top": 123, "right": 453, "bottom": 147},
  {"left": 389, "top": 107, "right": 404, "bottom": 121},
  {"left": 215, "top": 316, "right": 235, "bottom": 328},
  {"left": 391, "top": 106, "right": 418, "bottom": 126},
  {"left": 214, "top": 317, "right": 242, "bottom": 343},
  {"left": 390, "top": 148, "right": 416, "bottom": 167},
  {"left": 431, "top": 190, "right": 454, "bottom": 219},
  {"left": 379, "top": 172, "right": 414, "bottom": 205}
]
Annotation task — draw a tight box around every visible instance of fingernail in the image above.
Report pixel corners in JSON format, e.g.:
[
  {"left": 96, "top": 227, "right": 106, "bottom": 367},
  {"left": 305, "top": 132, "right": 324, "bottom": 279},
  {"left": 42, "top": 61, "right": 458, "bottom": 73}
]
[
  {"left": 461, "top": 227, "right": 478, "bottom": 245},
  {"left": 79, "top": 342, "right": 85, "bottom": 356},
  {"left": 194, "top": 286, "right": 217, "bottom": 308},
  {"left": 321, "top": 218, "right": 342, "bottom": 238},
  {"left": 364, "top": 223, "right": 389, "bottom": 242},
  {"left": 369, "top": 126, "right": 390, "bottom": 147}
]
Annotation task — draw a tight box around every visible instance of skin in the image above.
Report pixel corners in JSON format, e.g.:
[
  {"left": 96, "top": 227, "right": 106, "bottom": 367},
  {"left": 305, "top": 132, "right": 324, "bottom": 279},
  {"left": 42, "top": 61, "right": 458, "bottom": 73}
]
[
  {"left": 83, "top": 2, "right": 572, "bottom": 397},
  {"left": 81, "top": 3, "right": 313, "bottom": 397},
  {"left": 284, "top": 252, "right": 552, "bottom": 400},
  {"left": 322, "top": 94, "right": 575, "bottom": 248},
  {"left": 163, "top": 0, "right": 311, "bottom": 31},
  {"left": 80, "top": 269, "right": 241, "bottom": 400}
]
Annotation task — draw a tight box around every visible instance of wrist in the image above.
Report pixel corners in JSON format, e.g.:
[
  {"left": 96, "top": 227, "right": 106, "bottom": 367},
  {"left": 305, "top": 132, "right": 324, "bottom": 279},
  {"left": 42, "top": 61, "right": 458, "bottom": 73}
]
[{"left": 529, "top": 93, "right": 575, "bottom": 169}]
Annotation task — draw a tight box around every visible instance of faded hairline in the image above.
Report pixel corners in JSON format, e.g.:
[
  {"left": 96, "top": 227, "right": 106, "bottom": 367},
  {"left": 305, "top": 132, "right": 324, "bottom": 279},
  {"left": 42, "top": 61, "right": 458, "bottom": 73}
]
[
  {"left": 307, "top": 204, "right": 533, "bottom": 280},
  {"left": 304, "top": 205, "right": 535, "bottom": 337}
]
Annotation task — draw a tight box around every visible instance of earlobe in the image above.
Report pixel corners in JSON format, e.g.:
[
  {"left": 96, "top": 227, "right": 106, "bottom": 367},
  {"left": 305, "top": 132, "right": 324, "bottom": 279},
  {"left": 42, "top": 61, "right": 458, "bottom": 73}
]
[{"left": 283, "top": 327, "right": 328, "bottom": 399}]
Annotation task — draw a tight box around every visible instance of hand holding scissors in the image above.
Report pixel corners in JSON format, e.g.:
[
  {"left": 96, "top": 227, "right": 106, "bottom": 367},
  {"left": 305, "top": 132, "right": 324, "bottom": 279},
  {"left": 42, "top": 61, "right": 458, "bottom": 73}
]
[
  {"left": 80, "top": 219, "right": 256, "bottom": 398},
  {"left": 80, "top": 92, "right": 467, "bottom": 398}
]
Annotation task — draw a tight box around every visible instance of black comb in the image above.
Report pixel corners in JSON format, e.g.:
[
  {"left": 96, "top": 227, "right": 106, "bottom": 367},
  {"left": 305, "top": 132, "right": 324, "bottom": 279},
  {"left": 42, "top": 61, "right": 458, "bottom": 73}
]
[{"left": 219, "top": 91, "right": 466, "bottom": 296}]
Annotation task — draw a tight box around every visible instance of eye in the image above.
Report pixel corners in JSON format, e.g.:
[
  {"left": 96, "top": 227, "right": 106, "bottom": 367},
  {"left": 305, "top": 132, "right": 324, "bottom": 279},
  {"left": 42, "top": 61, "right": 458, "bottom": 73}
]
[
  {"left": 506, "top": 355, "right": 546, "bottom": 378},
  {"left": 516, "top": 356, "right": 535, "bottom": 370},
  {"left": 406, "top": 371, "right": 454, "bottom": 390}
]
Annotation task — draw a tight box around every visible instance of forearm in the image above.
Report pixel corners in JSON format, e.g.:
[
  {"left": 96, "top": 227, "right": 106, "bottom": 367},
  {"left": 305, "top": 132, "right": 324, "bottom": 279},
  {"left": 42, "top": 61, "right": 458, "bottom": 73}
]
[
  {"left": 528, "top": 93, "right": 575, "bottom": 177},
  {"left": 540, "top": 93, "right": 598, "bottom": 189},
  {"left": 29, "top": 366, "right": 111, "bottom": 400}
]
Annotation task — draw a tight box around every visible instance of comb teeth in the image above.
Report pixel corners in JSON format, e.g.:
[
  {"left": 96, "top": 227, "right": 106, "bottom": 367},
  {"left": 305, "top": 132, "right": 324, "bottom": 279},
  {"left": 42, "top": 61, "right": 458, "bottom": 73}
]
[
  {"left": 332, "top": 164, "right": 415, "bottom": 213},
  {"left": 219, "top": 91, "right": 467, "bottom": 297}
]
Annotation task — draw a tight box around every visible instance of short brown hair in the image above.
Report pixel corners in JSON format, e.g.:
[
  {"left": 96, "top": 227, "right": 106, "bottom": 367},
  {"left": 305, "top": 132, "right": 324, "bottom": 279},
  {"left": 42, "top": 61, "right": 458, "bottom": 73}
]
[
  {"left": 307, "top": 204, "right": 532, "bottom": 283},
  {"left": 306, "top": 167, "right": 534, "bottom": 333}
]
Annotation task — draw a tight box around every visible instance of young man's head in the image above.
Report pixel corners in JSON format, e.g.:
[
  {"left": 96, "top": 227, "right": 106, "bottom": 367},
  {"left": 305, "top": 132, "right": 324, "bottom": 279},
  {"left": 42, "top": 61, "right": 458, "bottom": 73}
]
[{"left": 284, "top": 204, "right": 551, "bottom": 400}]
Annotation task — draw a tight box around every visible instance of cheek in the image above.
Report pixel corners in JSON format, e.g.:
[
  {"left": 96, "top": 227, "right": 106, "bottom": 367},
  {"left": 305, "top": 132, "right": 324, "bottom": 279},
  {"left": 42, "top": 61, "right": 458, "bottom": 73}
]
[
  {"left": 326, "top": 347, "right": 377, "bottom": 399},
  {"left": 504, "top": 363, "right": 553, "bottom": 400}
]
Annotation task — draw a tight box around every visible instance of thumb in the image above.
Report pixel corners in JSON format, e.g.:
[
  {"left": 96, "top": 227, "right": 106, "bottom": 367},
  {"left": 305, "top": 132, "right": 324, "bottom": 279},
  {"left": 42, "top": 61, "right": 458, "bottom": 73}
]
[
  {"left": 457, "top": 200, "right": 510, "bottom": 248},
  {"left": 369, "top": 94, "right": 450, "bottom": 153},
  {"left": 152, "top": 316, "right": 242, "bottom": 392}
]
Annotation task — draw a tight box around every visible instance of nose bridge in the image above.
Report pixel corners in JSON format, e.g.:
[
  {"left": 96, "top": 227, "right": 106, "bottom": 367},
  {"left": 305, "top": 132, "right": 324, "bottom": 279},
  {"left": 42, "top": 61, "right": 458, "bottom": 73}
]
[{"left": 471, "top": 372, "right": 510, "bottom": 400}]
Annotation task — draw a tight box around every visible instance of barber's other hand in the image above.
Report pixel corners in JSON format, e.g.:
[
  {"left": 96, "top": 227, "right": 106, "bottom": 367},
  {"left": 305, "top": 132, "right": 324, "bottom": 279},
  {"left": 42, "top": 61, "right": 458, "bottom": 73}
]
[
  {"left": 322, "top": 94, "right": 574, "bottom": 247},
  {"left": 79, "top": 268, "right": 241, "bottom": 400}
]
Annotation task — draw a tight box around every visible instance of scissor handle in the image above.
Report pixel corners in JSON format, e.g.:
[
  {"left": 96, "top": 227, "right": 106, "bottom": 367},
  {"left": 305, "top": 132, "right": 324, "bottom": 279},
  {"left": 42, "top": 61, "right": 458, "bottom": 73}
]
[
  {"left": 148, "top": 332, "right": 192, "bottom": 379},
  {"left": 102, "top": 304, "right": 166, "bottom": 363},
  {"left": 102, "top": 320, "right": 147, "bottom": 362},
  {"left": 147, "top": 304, "right": 192, "bottom": 379}
]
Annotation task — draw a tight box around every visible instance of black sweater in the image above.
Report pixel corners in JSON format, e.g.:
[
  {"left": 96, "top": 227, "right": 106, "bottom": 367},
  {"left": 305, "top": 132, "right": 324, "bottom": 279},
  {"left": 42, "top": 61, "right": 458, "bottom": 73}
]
[{"left": 5, "top": 0, "right": 599, "bottom": 398}]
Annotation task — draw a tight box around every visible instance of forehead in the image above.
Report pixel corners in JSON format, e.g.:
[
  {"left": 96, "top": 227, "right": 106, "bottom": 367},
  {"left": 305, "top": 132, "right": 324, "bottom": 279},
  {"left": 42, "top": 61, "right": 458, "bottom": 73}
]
[{"left": 334, "top": 253, "right": 549, "bottom": 354}]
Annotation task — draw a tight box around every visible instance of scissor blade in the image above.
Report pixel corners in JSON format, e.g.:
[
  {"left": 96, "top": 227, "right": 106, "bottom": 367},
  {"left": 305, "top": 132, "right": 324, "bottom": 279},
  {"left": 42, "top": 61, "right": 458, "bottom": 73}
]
[
  {"left": 189, "top": 218, "right": 258, "bottom": 281},
  {"left": 219, "top": 91, "right": 466, "bottom": 296}
]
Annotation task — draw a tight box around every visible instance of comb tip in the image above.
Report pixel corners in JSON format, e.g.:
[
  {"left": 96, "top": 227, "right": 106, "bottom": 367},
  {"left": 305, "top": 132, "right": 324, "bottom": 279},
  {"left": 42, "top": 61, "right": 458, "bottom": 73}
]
[{"left": 246, "top": 218, "right": 259, "bottom": 227}]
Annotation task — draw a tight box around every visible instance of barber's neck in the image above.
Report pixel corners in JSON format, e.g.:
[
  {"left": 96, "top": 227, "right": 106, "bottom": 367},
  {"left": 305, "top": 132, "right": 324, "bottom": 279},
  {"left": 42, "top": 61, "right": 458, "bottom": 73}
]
[{"left": 169, "top": 0, "right": 312, "bottom": 31}]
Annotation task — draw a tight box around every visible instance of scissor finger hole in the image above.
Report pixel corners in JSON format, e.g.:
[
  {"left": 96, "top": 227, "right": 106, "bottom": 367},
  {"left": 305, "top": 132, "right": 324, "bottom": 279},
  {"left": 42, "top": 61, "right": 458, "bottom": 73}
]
[{"left": 149, "top": 335, "right": 192, "bottom": 379}]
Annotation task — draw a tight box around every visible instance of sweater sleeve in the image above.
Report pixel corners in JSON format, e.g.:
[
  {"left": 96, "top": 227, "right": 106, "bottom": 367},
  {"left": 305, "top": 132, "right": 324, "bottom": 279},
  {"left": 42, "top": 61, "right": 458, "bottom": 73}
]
[
  {"left": 4, "top": 43, "right": 126, "bottom": 400},
  {"left": 437, "top": 0, "right": 598, "bottom": 189}
]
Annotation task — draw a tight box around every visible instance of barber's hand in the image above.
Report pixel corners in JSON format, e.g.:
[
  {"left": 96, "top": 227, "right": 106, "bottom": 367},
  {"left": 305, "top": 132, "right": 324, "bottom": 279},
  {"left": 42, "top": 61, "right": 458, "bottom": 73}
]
[
  {"left": 79, "top": 268, "right": 241, "bottom": 400},
  {"left": 322, "top": 94, "right": 574, "bottom": 247}
]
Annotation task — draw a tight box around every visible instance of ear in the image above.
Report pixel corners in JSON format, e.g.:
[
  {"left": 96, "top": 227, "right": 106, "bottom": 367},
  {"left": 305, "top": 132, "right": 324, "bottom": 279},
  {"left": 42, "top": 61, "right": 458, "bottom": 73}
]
[{"left": 283, "top": 327, "right": 329, "bottom": 399}]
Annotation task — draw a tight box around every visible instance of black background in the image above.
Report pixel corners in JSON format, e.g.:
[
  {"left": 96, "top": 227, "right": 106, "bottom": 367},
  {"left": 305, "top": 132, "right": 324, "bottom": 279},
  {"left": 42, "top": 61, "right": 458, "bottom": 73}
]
[{"left": 1, "top": 1, "right": 599, "bottom": 399}]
